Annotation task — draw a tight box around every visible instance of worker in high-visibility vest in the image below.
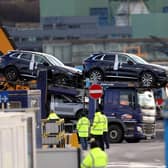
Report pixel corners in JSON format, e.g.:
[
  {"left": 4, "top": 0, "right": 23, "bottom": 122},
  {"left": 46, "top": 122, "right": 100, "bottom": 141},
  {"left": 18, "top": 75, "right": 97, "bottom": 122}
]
[
  {"left": 76, "top": 112, "right": 90, "bottom": 150},
  {"left": 81, "top": 138, "right": 108, "bottom": 168},
  {"left": 102, "top": 111, "right": 110, "bottom": 149},
  {"left": 90, "top": 105, "right": 104, "bottom": 151},
  {"left": 46, "top": 110, "right": 60, "bottom": 148},
  {"left": 47, "top": 110, "right": 60, "bottom": 120}
]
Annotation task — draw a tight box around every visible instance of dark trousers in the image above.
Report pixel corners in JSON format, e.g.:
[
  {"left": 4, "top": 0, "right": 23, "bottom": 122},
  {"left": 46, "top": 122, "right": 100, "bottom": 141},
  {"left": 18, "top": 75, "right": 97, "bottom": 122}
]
[
  {"left": 103, "top": 131, "right": 110, "bottom": 149},
  {"left": 91, "top": 134, "right": 104, "bottom": 151},
  {"left": 79, "top": 137, "right": 88, "bottom": 150}
]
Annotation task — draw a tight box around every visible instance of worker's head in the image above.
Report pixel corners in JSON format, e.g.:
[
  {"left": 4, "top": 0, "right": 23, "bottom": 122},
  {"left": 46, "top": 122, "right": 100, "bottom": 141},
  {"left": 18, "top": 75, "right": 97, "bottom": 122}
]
[
  {"left": 89, "top": 138, "right": 99, "bottom": 149},
  {"left": 50, "top": 110, "right": 55, "bottom": 114},
  {"left": 96, "top": 104, "right": 102, "bottom": 112},
  {"left": 81, "top": 111, "right": 87, "bottom": 117}
]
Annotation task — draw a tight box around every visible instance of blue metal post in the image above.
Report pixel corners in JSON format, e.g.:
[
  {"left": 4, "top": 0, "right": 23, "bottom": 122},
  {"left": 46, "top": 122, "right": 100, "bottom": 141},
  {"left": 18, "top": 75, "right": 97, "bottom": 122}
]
[
  {"left": 162, "top": 98, "right": 168, "bottom": 167},
  {"left": 164, "top": 119, "right": 168, "bottom": 167},
  {"left": 37, "top": 70, "right": 47, "bottom": 119},
  {"left": 89, "top": 97, "right": 97, "bottom": 121},
  {"left": 36, "top": 70, "right": 47, "bottom": 148}
]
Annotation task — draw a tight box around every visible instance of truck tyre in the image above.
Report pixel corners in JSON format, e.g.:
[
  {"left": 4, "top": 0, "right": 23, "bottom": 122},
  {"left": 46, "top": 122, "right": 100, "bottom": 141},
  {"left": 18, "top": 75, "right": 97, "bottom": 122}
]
[
  {"left": 108, "top": 125, "right": 124, "bottom": 143},
  {"left": 125, "top": 138, "right": 140, "bottom": 143}
]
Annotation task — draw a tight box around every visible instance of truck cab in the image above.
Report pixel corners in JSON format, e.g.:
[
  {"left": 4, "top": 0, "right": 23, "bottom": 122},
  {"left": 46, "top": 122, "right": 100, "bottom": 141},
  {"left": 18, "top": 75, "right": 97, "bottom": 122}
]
[{"left": 90, "top": 82, "right": 156, "bottom": 143}]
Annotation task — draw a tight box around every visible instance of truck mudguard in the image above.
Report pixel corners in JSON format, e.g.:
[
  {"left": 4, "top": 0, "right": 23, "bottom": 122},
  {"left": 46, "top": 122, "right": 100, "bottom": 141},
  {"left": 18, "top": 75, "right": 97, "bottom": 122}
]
[{"left": 108, "top": 117, "right": 127, "bottom": 131}]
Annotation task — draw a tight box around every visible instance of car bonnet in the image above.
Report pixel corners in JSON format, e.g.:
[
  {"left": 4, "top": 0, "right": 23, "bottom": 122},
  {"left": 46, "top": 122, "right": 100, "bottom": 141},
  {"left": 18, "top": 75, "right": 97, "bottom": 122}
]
[
  {"left": 149, "top": 63, "right": 168, "bottom": 71},
  {"left": 63, "top": 65, "right": 82, "bottom": 75}
]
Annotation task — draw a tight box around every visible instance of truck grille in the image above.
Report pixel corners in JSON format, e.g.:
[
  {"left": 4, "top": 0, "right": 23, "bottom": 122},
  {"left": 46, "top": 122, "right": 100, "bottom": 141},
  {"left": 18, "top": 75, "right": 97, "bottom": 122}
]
[{"left": 142, "top": 123, "right": 155, "bottom": 136}]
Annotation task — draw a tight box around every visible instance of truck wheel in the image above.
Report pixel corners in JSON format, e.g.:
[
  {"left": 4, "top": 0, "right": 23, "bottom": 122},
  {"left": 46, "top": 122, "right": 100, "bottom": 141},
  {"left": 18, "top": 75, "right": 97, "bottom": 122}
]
[
  {"left": 108, "top": 125, "right": 124, "bottom": 143},
  {"left": 125, "top": 138, "right": 140, "bottom": 143}
]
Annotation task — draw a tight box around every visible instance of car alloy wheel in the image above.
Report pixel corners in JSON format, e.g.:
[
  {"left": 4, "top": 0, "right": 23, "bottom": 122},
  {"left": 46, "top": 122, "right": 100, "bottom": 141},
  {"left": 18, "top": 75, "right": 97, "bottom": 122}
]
[
  {"left": 89, "top": 69, "right": 103, "bottom": 82},
  {"left": 140, "top": 71, "right": 155, "bottom": 87},
  {"left": 4, "top": 66, "right": 19, "bottom": 81}
]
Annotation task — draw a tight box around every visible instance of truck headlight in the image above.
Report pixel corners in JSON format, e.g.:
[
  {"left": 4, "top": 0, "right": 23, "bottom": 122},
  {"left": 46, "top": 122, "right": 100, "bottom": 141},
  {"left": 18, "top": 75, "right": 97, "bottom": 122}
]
[
  {"left": 137, "top": 126, "right": 143, "bottom": 133},
  {"left": 121, "top": 114, "right": 133, "bottom": 120}
]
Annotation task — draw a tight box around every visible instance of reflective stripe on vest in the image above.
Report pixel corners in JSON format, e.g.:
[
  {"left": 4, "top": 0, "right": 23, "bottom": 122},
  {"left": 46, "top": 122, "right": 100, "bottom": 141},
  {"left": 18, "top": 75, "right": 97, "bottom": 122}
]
[{"left": 102, "top": 115, "right": 108, "bottom": 132}]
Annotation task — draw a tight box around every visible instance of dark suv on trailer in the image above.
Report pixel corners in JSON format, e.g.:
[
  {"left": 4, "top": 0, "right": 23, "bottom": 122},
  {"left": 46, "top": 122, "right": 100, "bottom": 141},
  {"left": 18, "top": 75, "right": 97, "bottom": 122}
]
[
  {"left": 83, "top": 52, "right": 168, "bottom": 87},
  {"left": 0, "top": 50, "right": 83, "bottom": 88}
]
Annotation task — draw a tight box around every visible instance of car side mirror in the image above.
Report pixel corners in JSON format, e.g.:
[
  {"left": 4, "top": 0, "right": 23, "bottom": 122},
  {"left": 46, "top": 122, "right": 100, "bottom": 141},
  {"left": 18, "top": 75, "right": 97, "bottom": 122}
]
[
  {"left": 127, "top": 60, "right": 134, "bottom": 65},
  {"left": 43, "top": 62, "right": 49, "bottom": 66}
]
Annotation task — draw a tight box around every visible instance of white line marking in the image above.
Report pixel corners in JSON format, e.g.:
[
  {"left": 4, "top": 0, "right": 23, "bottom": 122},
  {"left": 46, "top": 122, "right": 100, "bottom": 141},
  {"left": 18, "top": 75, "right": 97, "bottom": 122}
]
[{"left": 107, "top": 162, "right": 165, "bottom": 168}]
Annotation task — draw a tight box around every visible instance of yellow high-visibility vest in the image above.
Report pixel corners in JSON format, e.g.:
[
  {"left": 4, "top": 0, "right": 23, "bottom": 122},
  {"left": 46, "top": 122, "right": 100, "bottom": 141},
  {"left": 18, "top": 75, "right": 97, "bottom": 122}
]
[
  {"left": 81, "top": 147, "right": 108, "bottom": 168},
  {"left": 102, "top": 114, "right": 108, "bottom": 132},
  {"left": 90, "top": 112, "right": 104, "bottom": 135},
  {"left": 47, "top": 112, "right": 60, "bottom": 120},
  {"left": 77, "top": 116, "right": 90, "bottom": 137}
]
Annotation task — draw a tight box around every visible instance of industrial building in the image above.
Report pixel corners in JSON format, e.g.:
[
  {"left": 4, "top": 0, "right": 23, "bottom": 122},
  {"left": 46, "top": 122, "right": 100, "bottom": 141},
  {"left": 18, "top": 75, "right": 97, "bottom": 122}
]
[{"left": 2, "top": 0, "right": 168, "bottom": 64}]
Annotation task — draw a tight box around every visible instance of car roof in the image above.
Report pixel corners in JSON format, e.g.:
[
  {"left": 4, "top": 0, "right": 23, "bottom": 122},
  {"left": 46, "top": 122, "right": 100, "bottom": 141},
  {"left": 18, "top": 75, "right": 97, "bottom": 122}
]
[
  {"left": 84, "top": 51, "right": 138, "bottom": 60},
  {"left": 7, "top": 50, "right": 65, "bottom": 65},
  {"left": 90, "top": 51, "right": 137, "bottom": 56},
  {"left": 8, "top": 50, "right": 51, "bottom": 56}
]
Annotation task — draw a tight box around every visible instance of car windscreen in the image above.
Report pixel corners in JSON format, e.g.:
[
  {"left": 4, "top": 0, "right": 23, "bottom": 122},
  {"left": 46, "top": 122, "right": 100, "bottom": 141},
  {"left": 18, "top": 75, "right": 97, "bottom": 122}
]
[
  {"left": 43, "top": 54, "right": 64, "bottom": 66},
  {"left": 128, "top": 53, "right": 149, "bottom": 64},
  {"left": 62, "top": 94, "right": 82, "bottom": 103}
]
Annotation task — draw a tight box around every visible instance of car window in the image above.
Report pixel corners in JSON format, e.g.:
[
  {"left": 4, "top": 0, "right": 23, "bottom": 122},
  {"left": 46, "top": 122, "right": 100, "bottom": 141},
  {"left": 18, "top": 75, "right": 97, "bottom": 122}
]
[
  {"left": 55, "top": 95, "right": 71, "bottom": 103},
  {"left": 93, "top": 55, "right": 102, "bottom": 60},
  {"left": 9, "top": 52, "right": 20, "bottom": 58},
  {"left": 20, "top": 53, "right": 32, "bottom": 61},
  {"left": 118, "top": 55, "right": 129, "bottom": 63},
  {"left": 118, "top": 54, "right": 132, "bottom": 63},
  {"left": 103, "top": 54, "right": 115, "bottom": 61},
  {"left": 55, "top": 95, "right": 64, "bottom": 103},
  {"left": 64, "top": 95, "right": 82, "bottom": 103},
  {"left": 34, "top": 54, "right": 49, "bottom": 64}
]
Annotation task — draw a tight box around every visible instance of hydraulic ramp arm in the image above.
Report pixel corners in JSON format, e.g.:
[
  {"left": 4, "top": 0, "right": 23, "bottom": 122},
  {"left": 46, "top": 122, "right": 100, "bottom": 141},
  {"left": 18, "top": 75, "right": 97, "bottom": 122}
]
[{"left": 0, "top": 26, "right": 15, "bottom": 55}]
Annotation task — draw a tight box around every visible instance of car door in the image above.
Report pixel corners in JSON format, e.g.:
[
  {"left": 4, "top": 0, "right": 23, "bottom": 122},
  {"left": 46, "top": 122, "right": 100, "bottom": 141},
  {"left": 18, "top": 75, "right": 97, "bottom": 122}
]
[
  {"left": 117, "top": 54, "right": 138, "bottom": 80},
  {"left": 101, "top": 54, "right": 116, "bottom": 77},
  {"left": 53, "top": 95, "right": 75, "bottom": 117},
  {"left": 17, "top": 52, "right": 34, "bottom": 77}
]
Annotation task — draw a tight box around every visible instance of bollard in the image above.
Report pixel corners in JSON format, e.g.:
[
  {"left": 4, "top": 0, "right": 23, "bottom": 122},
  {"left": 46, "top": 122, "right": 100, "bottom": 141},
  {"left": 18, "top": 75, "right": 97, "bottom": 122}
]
[{"left": 162, "top": 98, "right": 168, "bottom": 166}]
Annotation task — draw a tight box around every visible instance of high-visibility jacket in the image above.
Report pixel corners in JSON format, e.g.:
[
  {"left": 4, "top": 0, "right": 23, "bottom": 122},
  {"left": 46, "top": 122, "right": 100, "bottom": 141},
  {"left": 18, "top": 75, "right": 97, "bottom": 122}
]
[
  {"left": 77, "top": 116, "right": 90, "bottom": 137},
  {"left": 102, "top": 114, "right": 108, "bottom": 132},
  {"left": 81, "top": 147, "right": 108, "bottom": 168},
  {"left": 47, "top": 112, "right": 60, "bottom": 120},
  {"left": 90, "top": 112, "right": 104, "bottom": 135}
]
